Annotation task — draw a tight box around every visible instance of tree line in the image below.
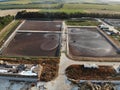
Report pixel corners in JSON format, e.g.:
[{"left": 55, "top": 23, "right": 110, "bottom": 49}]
[
  {"left": 15, "top": 10, "right": 120, "bottom": 19},
  {"left": 0, "top": 15, "right": 14, "bottom": 30}
]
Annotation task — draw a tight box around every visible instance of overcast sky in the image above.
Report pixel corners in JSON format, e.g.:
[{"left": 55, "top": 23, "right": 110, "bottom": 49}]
[
  {"left": 100, "top": 0, "right": 120, "bottom": 2},
  {"left": 108, "top": 0, "right": 120, "bottom": 1}
]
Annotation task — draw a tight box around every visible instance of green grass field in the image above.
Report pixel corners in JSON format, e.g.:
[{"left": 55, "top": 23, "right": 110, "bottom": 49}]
[
  {"left": 42, "top": 9, "right": 85, "bottom": 13},
  {"left": 0, "top": 0, "right": 60, "bottom": 9},
  {"left": 62, "top": 3, "right": 120, "bottom": 12},
  {"left": 0, "top": 0, "right": 120, "bottom": 14},
  {"left": 43, "top": 3, "right": 120, "bottom": 14},
  {"left": 0, "top": 4, "right": 60, "bottom": 9},
  {"left": 66, "top": 19, "right": 101, "bottom": 26},
  {"left": 0, "top": 0, "right": 31, "bottom": 4},
  {"left": 0, "top": 20, "right": 20, "bottom": 47},
  {"left": 0, "top": 0, "right": 57, "bottom": 4}
]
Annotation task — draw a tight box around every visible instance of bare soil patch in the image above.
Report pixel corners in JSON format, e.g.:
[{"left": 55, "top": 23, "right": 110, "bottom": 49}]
[
  {"left": 40, "top": 60, "right": 59, "bottom": 81},
  {"left": 65, "top": 65, "right": 117, "bottom": 80}
]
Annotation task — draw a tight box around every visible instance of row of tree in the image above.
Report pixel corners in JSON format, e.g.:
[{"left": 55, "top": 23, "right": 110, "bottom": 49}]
[
  {"left": 15, "top": 10, "right": 120, "bottom": 19},
  {"left": 0, "top": 15, "right": 14, "bottom": 30}
]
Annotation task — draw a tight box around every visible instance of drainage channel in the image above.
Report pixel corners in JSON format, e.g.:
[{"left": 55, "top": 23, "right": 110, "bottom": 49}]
[{"left": 0, "top": 76, "right": 38, "bottom": 82}]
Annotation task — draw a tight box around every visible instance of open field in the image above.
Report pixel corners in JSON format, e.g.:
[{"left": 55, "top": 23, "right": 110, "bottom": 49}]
[
  {"left": 68, "top": 27, "right": 118, "bottom": 57},
  {"left": 43, "top": 3, "right": 120, "bottom": 14},
  {"left": 0, "top": 0, "right": 57, "bottom": 4},
  {"left": 0, "top": 0, "right": 31, "bottom": 4},
  {"left": 1, "top": 0, "right": 118, "bottom": 4},
  {"left": 0, "top": 0, "right": 61, "bottom": 9},
  {"left": 2, "top": 32, "right": 60, "bottom": 57},
  {"left": 0, "top": 4, "right": 60, "bottom": 9},
  {"left": 0, "top": 9, "right": 39, "bottom": 17},
  {"left": 63, "top": 4, "right": 120, "bottom": 12},
  {"left": 41, "top": 9, "right": 85, "bottom": 13},
  {"left": 0, "top": 0, "right": 120, "bottom": 14},
  {"left": 19, "top": 20, "right": 62, "bottom": 31},
  {"left": 86, "top": 9, "right": 120, "bottom": 14},
  {"left": 65, "top": 65, "right": 117, "bottom": 80}
]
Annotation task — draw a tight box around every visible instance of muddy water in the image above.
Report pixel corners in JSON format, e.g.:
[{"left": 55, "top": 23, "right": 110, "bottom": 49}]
[{"left": 69, "top": 28, "right": 117, "bottom": 57}]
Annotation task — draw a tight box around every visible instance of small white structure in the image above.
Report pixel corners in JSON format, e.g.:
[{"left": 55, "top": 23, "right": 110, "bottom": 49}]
[
  {"left": 84, "top": 64, "right": 98, "bottom": 69},
  {"left": 0, "top": 69, "right": 8, "bottom": 73},
  {"left": 99, "top": 24, "right": 109, "bottom": 30},
  {"left": 19, "top": 71, "right": 37, "bottom": 76}
]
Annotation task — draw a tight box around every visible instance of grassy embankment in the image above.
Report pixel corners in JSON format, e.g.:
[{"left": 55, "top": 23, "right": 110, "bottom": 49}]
[
  {"left": 66, "top": 19, "right": 101, "bottom": 26},
  {"left": 0, "top": 20, "right": 20, "bottom": 47}
]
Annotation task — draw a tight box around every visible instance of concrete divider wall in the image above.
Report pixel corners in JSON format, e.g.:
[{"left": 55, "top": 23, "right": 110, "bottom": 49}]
[
  {"left": 0, "top": 75, "right": 38, "bottom": 82},
  {"left": 97, "top": 27, "right": 120, "bottom": 51}
]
